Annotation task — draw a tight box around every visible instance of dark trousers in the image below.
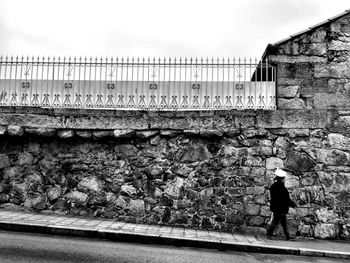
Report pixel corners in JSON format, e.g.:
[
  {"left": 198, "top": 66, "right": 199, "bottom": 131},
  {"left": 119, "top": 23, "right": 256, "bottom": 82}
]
[{"left": 267, "top": 213, "right": 290, "bottom": 239}]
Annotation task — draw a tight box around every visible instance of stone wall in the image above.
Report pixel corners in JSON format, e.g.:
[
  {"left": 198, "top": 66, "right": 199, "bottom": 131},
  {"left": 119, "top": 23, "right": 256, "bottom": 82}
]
[
  {"left": 0, "top": 108, "right": 349, "bottom": 239},
  {"left": 266, "top": 12, "right": 350, "bottom": 110}
]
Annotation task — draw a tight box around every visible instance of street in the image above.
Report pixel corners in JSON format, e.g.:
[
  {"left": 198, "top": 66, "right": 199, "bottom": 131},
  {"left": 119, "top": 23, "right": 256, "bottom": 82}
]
[{"left": 0, "top": 231, "right": 347, "bottom": 263}]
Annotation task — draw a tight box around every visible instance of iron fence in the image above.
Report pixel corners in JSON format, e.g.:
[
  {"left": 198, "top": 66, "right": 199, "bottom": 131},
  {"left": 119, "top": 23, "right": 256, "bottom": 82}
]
[{"left": 0, "top": 56, "right": 276, "bottom": 110}]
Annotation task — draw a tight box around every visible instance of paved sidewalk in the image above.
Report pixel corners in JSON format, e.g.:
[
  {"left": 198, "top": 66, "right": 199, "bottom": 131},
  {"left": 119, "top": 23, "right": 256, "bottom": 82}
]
[{"left": 0, "top": 209, "right": 349, "bottom": 260}]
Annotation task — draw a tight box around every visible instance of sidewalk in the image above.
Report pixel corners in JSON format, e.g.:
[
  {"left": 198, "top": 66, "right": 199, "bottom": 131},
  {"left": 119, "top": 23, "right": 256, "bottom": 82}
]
[{"left": 0, "top": 209, "right": 349, "bottom": 260}]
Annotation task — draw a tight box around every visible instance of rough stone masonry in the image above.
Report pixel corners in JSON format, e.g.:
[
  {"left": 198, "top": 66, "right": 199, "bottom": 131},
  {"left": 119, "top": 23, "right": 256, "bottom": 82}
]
[{"left": 0, "top": 108, "right": 349, "bottom": 240}]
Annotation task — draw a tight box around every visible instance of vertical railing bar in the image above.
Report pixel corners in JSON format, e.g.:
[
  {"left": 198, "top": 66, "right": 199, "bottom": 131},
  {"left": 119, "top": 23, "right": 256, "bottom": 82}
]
[
  {"left": 9, "top": 56, "right": 13, "bottom": 105},
  {"left": 216, "top": 58, "right": 219, "bottom": 108},
  {"left": 243, "top": 57, "right": 246, "bottom": 109},
  {"left": 99, "top": 57, "right": 103, "bottom": 108},
  {"left": 126, "top": 57, "right": 129, "bottom": 108},
  {"left": 83, "top": 57, "right": 87, "bottom": 108},
  {"left": 105, "top": 57, "right": 108, "bottom": 107},
  {"left": 200, "top": 57, "right": 203, "bottom": 109},
  {"left": 60, "top": 56, "right": 64, "bottom": 107},
  {"left": 184, "top": 57, "right": 187, "bottom": 108},
  {"left": 18, "top": 56, "right": 24, "bottom": 106},
  {"left": 115, "top": 57, "right": 119, "bottom": 109},
  {"left": 205, "top": 57, "right": 209, "bottom": 108},
  {"left": 211, "top": 57, "right": 214, "bottom": 110},
  {"left": 162, "top": 57, "right": 166, "bottom": 109},
  {"left": 260, "top": 57, "right": 263, "bottom": 108},
  {"left": 141, "top": 57, "right": 145, "bottom": 109},
  {"left": 190, "top": 57, "right": 193, "bottom": 109},
  {"left": 93, "top": 57, "right": 97, "bottom": 107},
  {"left": 227, "top": 57, "right": 230, "bottom": 109},
  {"left": 71, "top": 57, "right": 76, "bottom": 108},
  {"left": 3, "top": 56, "right": 7, "bottom": 105},
  {"left": 147, "top": 57, "right": 150, "bottom": 109},
  {"left": 131, "top": 57, "right": 135, "bottom": 108},
  {"left": 168, "top": 57, "right": 171, "bottom": 109},
  {"left": 222, "top": 57, "right": 225, "bottom": 108},
  {"left": 266, "top": 58, "right": 268, "bottom": 109},
  {"left": 136, "top": 57, "right": 139, "bottom": 109},
  {"left": 88, "top": 57, "right": 92, "bottom": 107},
  {"left": 254, "top": 57, "right": 257, "bottom": 109},
  {"left": 50, "top": 56, "right": 54, "bottom": 107},
  {"left": 179, "top": 57, "right": 182, "bottom": 109},
  {"left": 29, "top": 56, "right": 34, "bottom": 106},
  {"left": 174, "top": 57, "right": 177, "bottom": 109},
  {"left": 120, "top": 57, "right": 124, "bottom": 109},
  {"left": 40, "top": 56, "right": 44, "bottom": 106},
  {"left": 14, "top": 56, "right": 18, "bottom": 106},
  {"left": 77, "top": 56, "right": 81, "bottom": 108},
  {"left": 34, "top": 56, "right": 39, "bottom": 106}
]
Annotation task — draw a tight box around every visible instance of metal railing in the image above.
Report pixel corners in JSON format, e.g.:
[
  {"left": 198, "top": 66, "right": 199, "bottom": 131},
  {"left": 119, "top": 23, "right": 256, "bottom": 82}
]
[{"left": 0, "top": 56, "right": 276, "bottom": 110}]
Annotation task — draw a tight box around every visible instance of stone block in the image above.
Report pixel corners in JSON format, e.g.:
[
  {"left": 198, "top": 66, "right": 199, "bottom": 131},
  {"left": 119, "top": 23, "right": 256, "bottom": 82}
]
[
  {"left": 242, "top": 156, "right": 263, "bottom": 167},
  {"left": 257, "top": 110, "right": 330, "bottom": 129},
  {"left": 260, "top": 205, "right": 271, "bottom": 217},
  {"left": 7, "top": 125, "right": 24, "bottom": 136},
  {"left": 274, "top": 137, "right": 289, "bottom": 148},
  {"left": 314, "top": 223, "right": 338, "bottom": 239},
  {"left": 268, "top": 55, "right": 326, "bottom": 64},
  {"left": 92, "top": 130, "right": 113, "bottom": 139},
  {"left": 245, "top": 186, "right": 265, "bottom": 195},
  {"left": 25, "top": 127, "right": 56, "bottom": 137},
  {"left": 328, "top": 40, "right": 350, "bottom": 51},
  {"left": 114, "top": 144, "right": 138, "bottom": 158},
  {"left": 278, "top": 86, "right": 299, "bottom": 98},
  {"left": 136, "top": 130, "right": 158, "bottom": 139},
  {"left": 287, "top": 128, "right": 309, "bottom": 137},
  {"left": 0, "top": 154, "right": 10, "bottom": 169},
  {"left": 164, "top": 178, "right": 184, "bottom": 199},
  {"left": 266, "top": 157, "right": 284, "bottom": 170},
  {"left": 78, "top": 177, "right": 103, "bottom": 193},
  {"left": 17, "top": 152, "right": 34, "bottom": 166},
  {"left": 199, "top": 130, "right": 224, "bottom": 138},
  {"left": 129, "top": 199, "right": 145, "bottom": 216},
  {"left": 76, "top": 130, "right": 92, "bottom": 138},
  {"left": 114, "top": 129, "right": 135, "bottom": 138},
  {"left": 47, "top": 187, "right": 63, "bottom": 202},
  {"left": 314, "top": 93, "right": 350, "bottom": 109},
  {"left": 278, "top": 98, "right": 306, "bottom": 110},
  {"left": 315, "top": 208, "right": 337, "bottom": 223},
  {"left": 23, "top": 193, "right": 47, "bottom": 210},
  {"left": 245, "top": 204, "right": 261, "bottom": 216},
  {"left": 0, "top": 125, "right": 6, "bottom": 135},
  {"left": 247, "top": 216, "right": 265, "bottom": 227},
  {"left": 159, "top": 130, "right": 182, "bottom": 138},
  {"left": 57, "top": 129, "right": 74, "bottom": 139},
  {"left": 121, "top": 184, "right": 137, "bottom": 196},
  {"left": 179, "top": 142, "right": 212, "bottom": 163},
  {"left": 248, "top": 146, "right": 273, "bottom": 156},
  {"left": 316, "top": 148, "right": 350, "bottom": 165},
  {"left": 65, "top": 190, "right": 88, "bottom": 204},
  {"left": 328, "top": 133, "right": 350, "bottom": 150},
  {"left": 315, "top": 62, "right": 350, "bottom": 79}
]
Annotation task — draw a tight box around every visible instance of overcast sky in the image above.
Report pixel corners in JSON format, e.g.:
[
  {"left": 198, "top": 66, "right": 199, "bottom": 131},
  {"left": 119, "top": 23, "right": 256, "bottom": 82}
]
[{"left": 0, "top": 0, "right": 349, "bottom": 59}]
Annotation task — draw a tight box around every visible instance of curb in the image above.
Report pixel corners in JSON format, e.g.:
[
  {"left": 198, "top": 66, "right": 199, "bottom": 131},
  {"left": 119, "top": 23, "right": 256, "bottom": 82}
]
[{"left": 0, "top": 221, "right": 349, "bottom": 260}]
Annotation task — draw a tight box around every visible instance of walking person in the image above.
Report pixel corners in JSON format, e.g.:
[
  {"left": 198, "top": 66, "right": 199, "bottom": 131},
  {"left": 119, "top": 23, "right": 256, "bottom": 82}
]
[{"left": 267, "top": 168, "right": 296, "bottom": 240}]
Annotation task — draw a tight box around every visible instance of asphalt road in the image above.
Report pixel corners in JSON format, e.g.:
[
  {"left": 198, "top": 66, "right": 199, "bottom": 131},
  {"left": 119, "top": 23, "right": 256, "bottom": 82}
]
[{"left": 0, "top": 231, "right": 347, "bottom": 263}]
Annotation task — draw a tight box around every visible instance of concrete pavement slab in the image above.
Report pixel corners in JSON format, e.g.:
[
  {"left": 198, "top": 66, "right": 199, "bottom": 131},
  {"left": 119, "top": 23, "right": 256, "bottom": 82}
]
[{"left": 0, "top": 209, "right": 349, "bottom": 260}]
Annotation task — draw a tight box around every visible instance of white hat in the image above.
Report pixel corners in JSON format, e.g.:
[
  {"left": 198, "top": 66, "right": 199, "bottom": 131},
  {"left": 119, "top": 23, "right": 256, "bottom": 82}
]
[{"left": 274, "top": 168, "right": 287, "bottom": 178}]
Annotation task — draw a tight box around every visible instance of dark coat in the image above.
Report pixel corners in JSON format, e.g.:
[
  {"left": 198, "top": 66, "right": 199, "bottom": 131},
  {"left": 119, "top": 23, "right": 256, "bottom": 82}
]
[{"left": 269, "top": 180, "right": 296, "bottom": 214}]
